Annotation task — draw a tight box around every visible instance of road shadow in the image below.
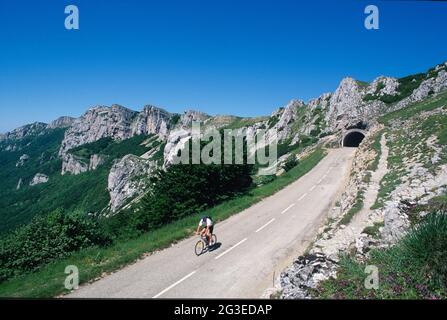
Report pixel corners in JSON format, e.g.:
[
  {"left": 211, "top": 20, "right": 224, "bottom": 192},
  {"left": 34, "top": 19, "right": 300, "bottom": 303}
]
[{"left": 208, "top": 242, "right": 222, "bottom": 252}]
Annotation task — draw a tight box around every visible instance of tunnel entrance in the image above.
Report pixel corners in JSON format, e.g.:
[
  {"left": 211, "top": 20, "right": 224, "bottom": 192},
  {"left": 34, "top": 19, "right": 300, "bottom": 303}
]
[{"left": 342, "top": 130, "right": 366, "bottom": 147}]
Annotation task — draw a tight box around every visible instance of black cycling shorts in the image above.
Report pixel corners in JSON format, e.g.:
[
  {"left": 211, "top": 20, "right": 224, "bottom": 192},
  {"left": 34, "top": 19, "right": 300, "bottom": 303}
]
[{"left": 208, "top": 225, "right": 214, "bottom": 234}]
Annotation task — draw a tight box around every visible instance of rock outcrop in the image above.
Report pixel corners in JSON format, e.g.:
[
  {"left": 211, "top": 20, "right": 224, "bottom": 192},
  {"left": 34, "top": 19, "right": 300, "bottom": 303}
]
[
  {"left": 59, "top": 105, "right": 138, "bottom": 157},
  {"left": 16, "top": 154, "right": 29, "bottom": 167},
  {"left": 16, "top": 178, "right": 22, "bottom": 190},
  {"left": 271, "top": 100, "right": 305, "bottom": 141},
  {"left": 395, "top": 67, "right": 447, "bottom": 111},
  {"left": 58, "top": 104, "right": 175, "bottom": 174},
  {"left": 30, "top": 173, "right": 49, "bottom": 186},
  {"left": 163, "top": 128, "right": 192, "bottom": 165},
  {"left": 131, "top": 105, "right": 172, "bottom": 138},
  {"left": 88, "top": 154, "right": 105, "bottom": 171},
  {"left": 180, "top": 110, "right": 210, "bottom": 127},
  {"left": 281, "top": 253, "right": 338, "bottom": 299},
  {"left": 108, "top": 154, "right": 156, "bottom": 212},
  {"left": 47, "top": 116, "right": 76, "bottom": 129},
  {"left": 61, "top": 154, "right": 89, "bottom": 175},
  {"left": 1, "top": 122, "right": 47, "bottom": 141}
]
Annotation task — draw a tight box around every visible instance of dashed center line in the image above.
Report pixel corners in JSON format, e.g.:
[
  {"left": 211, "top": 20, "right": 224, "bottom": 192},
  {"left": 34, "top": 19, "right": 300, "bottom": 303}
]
[
  {"left": 255, "top": 218, "right": 275, "bottom": 233},
  {"left": 318, "top": 174, "right": 328, "bottom": 184},
  {"left": 281, "top": 203, "right": 295, "bottom": 214},
  {"left": 153, "top": 270, "right": 197, "bottom": 298},
  {"left": 215, "top": 238, "right": 248, "bottom": 260},
  {"left": 309, "top": 185, "right": 316, "bottom": 191},
  {"left": 298, "top": 193, "right": 308, "bottom": 201}
]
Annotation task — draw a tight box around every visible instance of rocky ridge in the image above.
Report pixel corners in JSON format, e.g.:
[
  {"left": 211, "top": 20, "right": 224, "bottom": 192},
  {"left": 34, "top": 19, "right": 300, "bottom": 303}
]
[
  {"left": 3, "top": 61, "right": 447, "bottom": 218},
  {"left": 273, "top": 89, "right": 447, "bottom": 299}
]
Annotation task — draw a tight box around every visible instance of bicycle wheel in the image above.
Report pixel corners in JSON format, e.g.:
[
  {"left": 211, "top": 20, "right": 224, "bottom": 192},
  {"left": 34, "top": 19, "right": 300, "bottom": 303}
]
[
  {"left": 194, "top": 240, "right": 205, "bottom": 256},
  {"left": 211, "top": 234, "right": 217, "bottom": 245}
]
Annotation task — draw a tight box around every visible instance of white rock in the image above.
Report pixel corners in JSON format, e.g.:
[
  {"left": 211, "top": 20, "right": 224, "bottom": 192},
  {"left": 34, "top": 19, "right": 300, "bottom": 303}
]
[
  {"left": 30, "top": 173, "right": 49, "bottom": 186},
  {"left": 108, "top": 154, "right": 156, "bottom": 212}
]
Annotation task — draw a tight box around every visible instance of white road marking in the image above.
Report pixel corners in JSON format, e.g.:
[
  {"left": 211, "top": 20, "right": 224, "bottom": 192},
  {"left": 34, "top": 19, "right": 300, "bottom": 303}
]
[
  {"left": 325, "top": 169, "right": 331, "bottom": 175},
  {"left": 215, "top": 238, "right": 248, "bottom": 260},
  {"left": 152, "top": 270, "right": 197, "bottom": 298},
  {"left": 255, "top": 218, "right": 275, "bottom": 233},
  {"left": 281, "top": 203, "right": 295, "bottom": 214},
  {"left": 310, "top": 185, "right": 316, "bottom": 191},
  {"left": 297, "top": 193, "right": 308, "bottom": 201},
  {"left": 318, "top": 174, "right": 328, "bottom": 184}
]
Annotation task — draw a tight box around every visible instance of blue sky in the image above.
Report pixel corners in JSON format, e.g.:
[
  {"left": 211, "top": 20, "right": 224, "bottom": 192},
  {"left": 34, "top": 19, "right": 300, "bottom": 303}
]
[{"left": 0, "top": 0, "right": 446, "bottom": 132}]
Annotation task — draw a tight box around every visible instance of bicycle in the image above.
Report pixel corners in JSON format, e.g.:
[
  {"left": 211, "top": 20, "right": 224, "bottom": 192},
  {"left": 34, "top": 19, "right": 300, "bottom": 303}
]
[{"left": 194, "top": 233, "right": 217, "bottom": 256}]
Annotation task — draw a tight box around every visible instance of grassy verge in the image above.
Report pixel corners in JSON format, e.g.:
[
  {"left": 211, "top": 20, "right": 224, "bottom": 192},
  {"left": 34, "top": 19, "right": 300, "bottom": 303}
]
[
  {"left": 0, "top": 148, "right": 327, "bottom": 298},
  {"left": 372, "top": 92, "right": 447, "bottom": 209},
  {"left": 313, "top": 213, "right": 447, "bottom": 299},
  {"left": 379, "top": 90, "right": 447, "bottom": 125},
  {"left": 371, "top": 170, "right": 401, "bottom": 209},
  {"left": 339, "top": 190, "right": 364, "bottom": 226},
  {"left": 367, "top": 130, "right": 383, "bottom": 172}
]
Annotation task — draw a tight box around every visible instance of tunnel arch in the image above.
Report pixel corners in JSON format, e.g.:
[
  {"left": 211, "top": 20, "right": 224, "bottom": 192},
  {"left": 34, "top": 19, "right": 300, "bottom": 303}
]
[{"left": 342, "top": 129, "right": 366, "bottom": 147}]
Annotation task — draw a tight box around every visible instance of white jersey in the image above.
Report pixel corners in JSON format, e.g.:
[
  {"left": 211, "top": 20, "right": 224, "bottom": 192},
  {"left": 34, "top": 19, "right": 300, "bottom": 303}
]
[{"left": 199, "top": 218, "right": 213, "bottom": 227}]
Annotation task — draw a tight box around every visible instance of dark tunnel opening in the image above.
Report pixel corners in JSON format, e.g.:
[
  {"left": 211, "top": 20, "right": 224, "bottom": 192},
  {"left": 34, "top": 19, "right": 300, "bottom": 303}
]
[{"left": 343, "top": 131, "right": 365, "bottom": 147}]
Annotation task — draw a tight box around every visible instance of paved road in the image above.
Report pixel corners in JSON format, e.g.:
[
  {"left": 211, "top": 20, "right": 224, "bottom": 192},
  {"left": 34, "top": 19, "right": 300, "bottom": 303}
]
[{"left": 67, "top": 147, "right": 355, "bottom": 298}]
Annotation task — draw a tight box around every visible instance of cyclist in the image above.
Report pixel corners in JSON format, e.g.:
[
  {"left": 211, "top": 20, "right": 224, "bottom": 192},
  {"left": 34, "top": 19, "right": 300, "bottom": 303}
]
[{"left": 195, "top": 216, "right": 214, "bottom": 246}]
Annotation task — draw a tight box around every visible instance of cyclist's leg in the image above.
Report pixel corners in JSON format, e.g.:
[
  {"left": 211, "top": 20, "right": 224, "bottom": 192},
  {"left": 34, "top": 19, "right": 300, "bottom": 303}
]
[
  {"left": 200, "top": 228, "right": 209, "bottom": 245},
  {"left": 208, "top": 226, "right": 214, "bottom": 245}
]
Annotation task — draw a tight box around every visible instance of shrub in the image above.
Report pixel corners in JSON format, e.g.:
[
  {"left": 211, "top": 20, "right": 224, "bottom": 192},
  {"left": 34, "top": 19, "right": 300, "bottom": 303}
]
[
  {"left": 136, "top": 132, "right": 254, "bottom": 231},
  {"left": 0, "top": 209, "right": 110, "bottom": 282},
  {"left": 170, "top": 114, "right": 181, "bottom": 126},
  {"left": 283, "top": 156, "right": 298, "bottom": 172},
  {"left": 138, "top": 163, "right": 253, "bottom": 230},
  {"left": 267, "top": 115, "right": 280, "bottom": 129}
]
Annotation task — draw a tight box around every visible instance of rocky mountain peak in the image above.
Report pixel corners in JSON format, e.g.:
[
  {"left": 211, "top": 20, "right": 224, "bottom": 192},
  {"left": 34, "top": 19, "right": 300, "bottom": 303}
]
[
  {"left": 180, "top": 110, "right": 210, "bottom": 127},
  {"left": 1, "top": 122, "right": 47, "bottom": 141},
  {"left": 324, "top": 77, "right": 368, "bottom": 131},
  {"left": 367, "top": 76, "right": 399, "bottom": 97},
  {"left": 47, "top": 116, "right": 76, "bottom": 129},
  {"left": 59, "top": 105, "right": 138, "bottom": 157},
  {"left": 132, "top": 105, "right": 171, "bottom": 138}
]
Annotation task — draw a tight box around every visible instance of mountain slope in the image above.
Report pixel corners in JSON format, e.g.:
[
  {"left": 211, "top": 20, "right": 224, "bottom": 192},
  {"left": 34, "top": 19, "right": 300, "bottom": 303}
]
[
  {"left": 0, "top": 61, "right": 446, "bottom": 235},
  {"left": 0, "top": 61, "right": 447, "bottom": 297}
]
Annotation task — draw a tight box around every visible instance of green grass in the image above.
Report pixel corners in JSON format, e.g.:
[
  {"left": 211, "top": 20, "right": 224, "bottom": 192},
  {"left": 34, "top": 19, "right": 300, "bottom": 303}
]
[
  {"left": 223, "top": 116, "right": 268, "bottom": 130},
  {"left": 0, "top": 134, "right": 156, "bottom": 234},
  {"left": 379, "top": 90, "right": 447, "bottom": 125},
  {"left": 371, "top": 170, "right": 401, "bottom": 210},
  {"left": 339, "top": 190, "right": 364, "bottom": 225},
  {"left": 362, "top": 221, "right": 384, "bottom": 239},
  {"left": 372, "top": 91, "right": 447, "bottom": 209},
  {"left": 362, "top": 172, "right": 371, "bottom": 184},
  {"left": 367, "top": 131, "right": 383, "bottom": 172},
  {"left": 378, "top": 73, "right": 427, "bottom": 105},
  {"left": 0, "top": 148, "right": 327, "bottom": 298},
  {"left": 314, "top": 213, "right": 447, "bottom": 299},
  {"left": 267, "top": 114, "right": 280, "bottom": 129}
]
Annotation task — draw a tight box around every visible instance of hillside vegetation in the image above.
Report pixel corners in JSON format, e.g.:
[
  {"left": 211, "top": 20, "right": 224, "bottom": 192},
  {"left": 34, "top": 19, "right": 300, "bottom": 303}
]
[
  {"left": 312, "top": 90, "right": 447, "bottom": 299},
  {"left": 0, "top": 133, "right": 155, "bottom": 234},
  {"left": 0, "top": 148, "right": 326, "bottom": 297}
]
